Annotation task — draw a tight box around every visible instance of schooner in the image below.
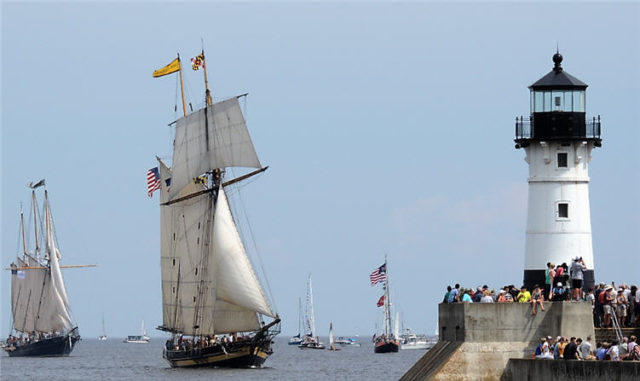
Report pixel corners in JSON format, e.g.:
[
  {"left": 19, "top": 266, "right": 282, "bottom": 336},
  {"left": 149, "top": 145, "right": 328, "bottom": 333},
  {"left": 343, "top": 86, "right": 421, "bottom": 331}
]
[
  {"left": 3, "top": 181, "right": 81, "bottom": 357},
  {"left": 152, "top": 52, "right": 280, "bottom": 368}
]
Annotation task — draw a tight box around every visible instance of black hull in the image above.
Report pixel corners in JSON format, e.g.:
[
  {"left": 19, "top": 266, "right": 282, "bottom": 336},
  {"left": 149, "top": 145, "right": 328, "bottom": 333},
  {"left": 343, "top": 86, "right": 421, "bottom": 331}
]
[
  {"left": 374, "top": 341, "right": 399, "bottom": 353},
  {"left": 164, "top": 340, "right": 273, "bottom": 368},
  {"left": 5, "top": 330, "right": 80, "bottom": 357}
]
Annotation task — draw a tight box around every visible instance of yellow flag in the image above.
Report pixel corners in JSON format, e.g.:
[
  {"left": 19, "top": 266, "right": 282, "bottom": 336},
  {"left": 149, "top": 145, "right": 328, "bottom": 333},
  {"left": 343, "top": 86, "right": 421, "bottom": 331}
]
[{"left": 152, "top": 58, "right": 181, "bottom": 78}]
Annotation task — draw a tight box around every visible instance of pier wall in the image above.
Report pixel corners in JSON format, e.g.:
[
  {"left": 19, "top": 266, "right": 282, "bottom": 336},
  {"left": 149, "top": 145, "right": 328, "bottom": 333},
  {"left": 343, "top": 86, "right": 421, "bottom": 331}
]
[
  {"left": 439, "top": 301, "right": 595, "bottom": 343},
  {"left": 504, "top": 359, "right": 640, "bottom": 381},
  {"left": 401, "top": 302, "right": 596, "bottom": 381}
]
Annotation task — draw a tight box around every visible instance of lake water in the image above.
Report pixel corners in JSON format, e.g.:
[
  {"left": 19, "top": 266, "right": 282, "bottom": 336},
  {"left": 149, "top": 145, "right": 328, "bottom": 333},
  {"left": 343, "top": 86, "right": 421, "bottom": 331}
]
[{"left": 0, "top": 337, "right": 426, "bottom": 380}]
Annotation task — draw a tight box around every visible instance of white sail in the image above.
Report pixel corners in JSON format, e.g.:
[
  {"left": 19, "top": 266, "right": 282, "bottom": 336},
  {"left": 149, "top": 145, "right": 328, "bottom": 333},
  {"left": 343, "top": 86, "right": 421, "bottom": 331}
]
[
  {"left": 11, "top": 258, "right": 31, "bottom": 332},
  {"left": 305, "top": 274, "right": 316, "bottom": 338},
  {"left": 38, "top": 191, "right": 73, "bottom": 332},
  {"left": 10, "top": 190, "right": 73, "bottom": 334},
  {"left": 329, "top": 322, "right": 335, "bottom": 349},
  {"left": 161, "top": 185, "right": 215, "bottom": 335},
  {"left": 169, "top": 97, "right": 261, "bottom": 200},
  {"left": 211, "top": 188, "right": 275, "bottom": 332}
]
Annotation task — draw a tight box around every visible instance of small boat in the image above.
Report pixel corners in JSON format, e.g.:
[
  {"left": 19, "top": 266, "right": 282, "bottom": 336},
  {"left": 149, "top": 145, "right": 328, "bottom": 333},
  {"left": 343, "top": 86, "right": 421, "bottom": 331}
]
[
  {"left": 399, "top": 328, "right": 432, "bottom": 350},
  {"left": 288, "top": 298, "right": 304, "bottom": 345},
  {"left": 98, "top": 316, "right": 107, "bottom": 341},
  {"left": 327, "top": 322, "right": 340, "bottom": 351},
  {"left": 124, "top": 320, "right": 150, "bottom": 343},
  {"left": 298, "top": 274, "right": 325, "bottom": 350},
  {"left": 335, "top": 337, "right": 361, "bottom": 347},
  {"left": 3, "top": 181, "right": 83, "bottom": 357}
]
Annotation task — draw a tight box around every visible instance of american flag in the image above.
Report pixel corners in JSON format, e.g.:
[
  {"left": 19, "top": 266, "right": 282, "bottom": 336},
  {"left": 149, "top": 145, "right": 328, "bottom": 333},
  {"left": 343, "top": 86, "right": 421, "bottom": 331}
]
[
  {"left": 147, "top": 167, "right": 161, "bottom": 197},
  {"left": 370, "top": 263, "right": 387, "bottom": 285}
]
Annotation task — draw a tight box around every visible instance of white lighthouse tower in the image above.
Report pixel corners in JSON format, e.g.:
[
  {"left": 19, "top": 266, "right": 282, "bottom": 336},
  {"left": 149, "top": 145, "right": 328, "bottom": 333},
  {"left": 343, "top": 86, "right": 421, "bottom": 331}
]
[{"left": 515, "top": 52, "right": 601, "bottom": 290}]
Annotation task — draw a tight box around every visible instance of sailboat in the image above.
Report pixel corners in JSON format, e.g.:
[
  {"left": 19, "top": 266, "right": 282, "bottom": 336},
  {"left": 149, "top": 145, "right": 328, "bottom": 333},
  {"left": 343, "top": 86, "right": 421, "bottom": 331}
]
[
  {"left": 288, "top": 297, "right": 304, "bottom": 345},
  {"left": 98, "top": 316, "right": 107, "bottom": 341},
  {"left": 298, "top": 274, "right": 325, "bottom": 349},
  {"left": 124, "top": 320, "right": 150, "bottom": 343},
  {"left": 327, "top": 322, "right": 340, "bottom": 351},
  {"left": 371, "top": 259, "right": 399, "bottom": 353},
  {"left": 153, "top": 51, "right": 280, "bottom": 368},
  {"left": 3, "top": 181, "right": 81, "bottom": 357}
]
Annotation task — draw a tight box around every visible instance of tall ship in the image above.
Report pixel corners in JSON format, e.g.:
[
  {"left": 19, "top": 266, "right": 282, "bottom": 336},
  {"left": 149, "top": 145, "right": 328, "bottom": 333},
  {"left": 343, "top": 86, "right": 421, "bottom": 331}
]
[
  {"left": 370, "top": 259, "right": 399, "bottom": 353},
  {"left": 3, "top": 181, "right": 81, "bottom": 357},
  {"left": 152, "top": 52, "right": 280, "bottom": 368}
]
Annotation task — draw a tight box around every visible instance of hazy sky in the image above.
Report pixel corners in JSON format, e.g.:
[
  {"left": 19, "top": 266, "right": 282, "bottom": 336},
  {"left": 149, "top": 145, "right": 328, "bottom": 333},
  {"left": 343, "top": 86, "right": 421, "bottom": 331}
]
[{"left": 2, "top": 2, "right": 638, "bottom": 338}]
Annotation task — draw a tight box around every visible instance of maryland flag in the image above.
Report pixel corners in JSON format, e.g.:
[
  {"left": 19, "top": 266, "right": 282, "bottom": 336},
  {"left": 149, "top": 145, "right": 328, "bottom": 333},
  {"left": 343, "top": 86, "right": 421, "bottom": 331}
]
[
  {"left": 191, "top": 53, "right": 204, "bottom": 71},
  {"left": 153, "top": 58, "right": 181, "bottom": 78},
  {"left": 377, "top": 295, "right": 385, "bottom": 307}
]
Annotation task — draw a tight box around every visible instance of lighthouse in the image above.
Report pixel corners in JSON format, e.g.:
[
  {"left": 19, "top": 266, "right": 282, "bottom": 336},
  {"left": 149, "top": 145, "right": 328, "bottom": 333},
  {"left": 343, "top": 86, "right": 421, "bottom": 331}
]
[{"left": 515, "top": 52, "right": 601, "bottom": 291}]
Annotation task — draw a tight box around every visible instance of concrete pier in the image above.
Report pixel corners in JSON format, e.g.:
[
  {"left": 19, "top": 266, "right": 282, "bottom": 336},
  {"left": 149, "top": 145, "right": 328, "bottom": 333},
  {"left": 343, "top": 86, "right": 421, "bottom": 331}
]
[{"left": 401, "top": 302, "right": 596, "bottom": 380}]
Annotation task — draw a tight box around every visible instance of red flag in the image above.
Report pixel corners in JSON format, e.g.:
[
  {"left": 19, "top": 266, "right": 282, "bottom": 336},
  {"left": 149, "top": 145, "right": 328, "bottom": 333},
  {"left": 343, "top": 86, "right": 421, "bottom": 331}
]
[{"left": 377, "top": 295, "right": 385, "bottom": 307}]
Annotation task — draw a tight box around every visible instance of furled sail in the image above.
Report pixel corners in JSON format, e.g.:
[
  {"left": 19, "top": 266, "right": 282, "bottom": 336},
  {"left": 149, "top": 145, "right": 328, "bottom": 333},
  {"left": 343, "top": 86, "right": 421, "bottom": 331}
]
[{"left": 169, "top": 97, "right": 261, "bottom": 201}]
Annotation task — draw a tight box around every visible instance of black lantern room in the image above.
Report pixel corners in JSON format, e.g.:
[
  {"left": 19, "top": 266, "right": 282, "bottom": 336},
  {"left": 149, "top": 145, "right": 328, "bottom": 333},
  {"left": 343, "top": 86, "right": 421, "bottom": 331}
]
[{"left": 515, "top": 53, "right": 602, "bottom": 148}]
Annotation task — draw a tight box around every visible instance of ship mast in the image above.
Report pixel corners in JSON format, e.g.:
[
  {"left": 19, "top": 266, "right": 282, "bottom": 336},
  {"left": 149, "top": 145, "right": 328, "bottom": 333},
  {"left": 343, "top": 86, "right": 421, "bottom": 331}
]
[
  {"left": 31, "top": 189, "right": 40, "bottom": 261},
  {"left": 177, "top": 54, "right": 187, "bottom": 117},
  {"left": 200, "top": 49, "right": 213, "bottom": 106},
  {"left": 20, "top": 206, "right": 27, "bottom": 258},
  {"left": 384, "top": 256, "right": 391, "bottom": 338}
]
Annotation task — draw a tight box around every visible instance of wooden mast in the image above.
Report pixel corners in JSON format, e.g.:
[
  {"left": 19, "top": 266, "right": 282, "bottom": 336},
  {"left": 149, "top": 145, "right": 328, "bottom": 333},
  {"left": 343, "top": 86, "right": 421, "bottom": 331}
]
[
  {"left": 20, "top": 207, "right": 27, "bottom": 257},
  {"left": 201, "top": 49, "right": 213, "bottom": 106},
  {"left": 31, "top": 190, "right": 40, "bottom": 260},
  {"left": 176, "top": 54, "right": 188, "bottom": 117}
]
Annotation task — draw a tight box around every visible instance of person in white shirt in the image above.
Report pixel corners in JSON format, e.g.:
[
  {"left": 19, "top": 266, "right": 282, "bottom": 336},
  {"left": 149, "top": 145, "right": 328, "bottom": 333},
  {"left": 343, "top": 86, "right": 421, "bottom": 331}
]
[{"left": 578, "top": 336, "right": 593, "bottom": 360}]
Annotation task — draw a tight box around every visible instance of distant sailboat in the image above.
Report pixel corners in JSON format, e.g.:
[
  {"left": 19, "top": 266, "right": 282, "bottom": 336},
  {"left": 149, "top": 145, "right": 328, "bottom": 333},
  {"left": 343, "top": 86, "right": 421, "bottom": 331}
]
[
  {"left": 288, "top": 298, "right": 304, "bottom": 345},
  {"left": 371, "top": 258, "right": 399, "bottom": 353},
  {"left": 298, "top": 274, "right": 325, "bottom": 350},
  {"left": 3, "top": 181, "right": 82, "bottom": 357},
  {"left": 327, "top": 322, "right": 340, "bottom": 351},
  {"left": 98, "top": 316, "right": 107, "bottom": 341},
  {"left": 124, "top": 320, "right": 150, "bottom": 344}
]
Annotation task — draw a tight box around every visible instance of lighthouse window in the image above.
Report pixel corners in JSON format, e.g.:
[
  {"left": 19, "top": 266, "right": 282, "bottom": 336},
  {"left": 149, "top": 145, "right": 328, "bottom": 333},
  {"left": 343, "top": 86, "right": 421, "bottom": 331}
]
[
  {"left": 557, "top": 153, "right": 568, "bottom": 168},
  {"left": 572, "top": 91, "right": 585, "bottom": 112},
  {"left": 558, "top": 203, "right": 569, "bottom": 218}
]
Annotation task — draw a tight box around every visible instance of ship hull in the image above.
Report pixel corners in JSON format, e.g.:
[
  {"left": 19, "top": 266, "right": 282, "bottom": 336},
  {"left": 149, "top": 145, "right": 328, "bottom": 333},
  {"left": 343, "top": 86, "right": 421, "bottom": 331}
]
[
  {"left": 298, "top": 342, "right": 325, "bottom": 349},
  {"left": 164, "top": 340, "right": 273, "bottom": 368},
  {"left": 374, "top": 340, "right": 399, "bottom": 353},
  {"left": 5, "top": 330, "right": 80, "bottom": 357}
]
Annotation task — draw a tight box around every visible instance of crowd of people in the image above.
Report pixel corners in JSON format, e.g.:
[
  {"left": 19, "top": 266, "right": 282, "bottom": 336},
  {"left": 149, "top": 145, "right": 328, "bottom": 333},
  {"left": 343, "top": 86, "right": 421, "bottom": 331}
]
[
  {"left": 4, "top": 330, "right": 62, "bottom": 349},
  {"left": 533, "top": 335, "right": 640, "bottom": 361},
  {"left": 442, "top": 257, "right": 639, "bottom": 327},
  {"left": 165, "top": 333, "right": 250, "bottom": 352}
]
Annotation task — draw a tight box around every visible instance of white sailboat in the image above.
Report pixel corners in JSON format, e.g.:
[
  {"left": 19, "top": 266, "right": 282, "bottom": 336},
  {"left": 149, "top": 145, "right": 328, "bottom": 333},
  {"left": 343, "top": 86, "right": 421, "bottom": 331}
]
[
  {"left": 288, "top": 297, "right": 304, "bottom": 345},
  {"left": 4, "top": 181, "right": 82, "bottom": 357},
  {"left": 299, "top": 274, "right": 324, "bottom": 349},
  {"left": 124, "top": 320, "right": 150, "bottom": 343},
  {"left": 98, "top": 316, "right": 107, "bottom": 341},
  {"left": 152, "top": 51, "right": 280, "bottom": 368},
  {"left": 327, "top": 322, "right": 340, "bottom": 351}
]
